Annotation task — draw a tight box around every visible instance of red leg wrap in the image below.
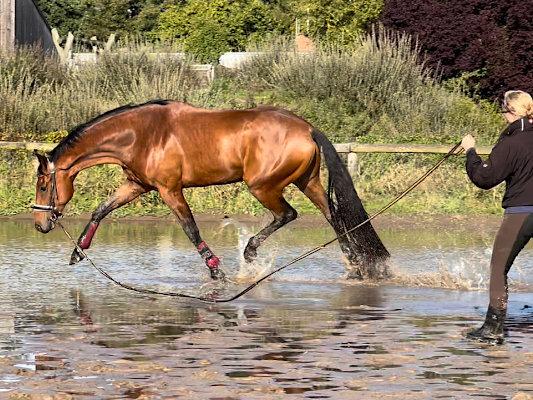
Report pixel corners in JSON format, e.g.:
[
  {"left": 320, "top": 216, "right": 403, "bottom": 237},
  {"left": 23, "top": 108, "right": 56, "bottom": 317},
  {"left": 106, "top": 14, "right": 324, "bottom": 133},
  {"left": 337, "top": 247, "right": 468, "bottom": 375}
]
[
  {"left": 198, "top": 242, "right": 220, "bottom": 269},
  {"left": 206, "top": 255, "right": 220, "bottom": 269},
  {"left": 79, "top": 222, "right": 99, "bottom": 249}
]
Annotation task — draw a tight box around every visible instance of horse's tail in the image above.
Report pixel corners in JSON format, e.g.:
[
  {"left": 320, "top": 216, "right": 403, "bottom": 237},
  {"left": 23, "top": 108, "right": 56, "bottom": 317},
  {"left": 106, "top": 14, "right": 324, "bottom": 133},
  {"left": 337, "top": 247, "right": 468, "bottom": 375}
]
[{"left": 311, "top": 128, "right": 390, "bottom": 279}]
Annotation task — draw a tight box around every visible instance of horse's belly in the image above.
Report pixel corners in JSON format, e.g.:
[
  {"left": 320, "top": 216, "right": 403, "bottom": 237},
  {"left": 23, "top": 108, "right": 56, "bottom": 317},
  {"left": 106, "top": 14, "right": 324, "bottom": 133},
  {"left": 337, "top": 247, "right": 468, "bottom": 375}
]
[{"left": 181, "top": 164, "right": 243, "bottom": 187}]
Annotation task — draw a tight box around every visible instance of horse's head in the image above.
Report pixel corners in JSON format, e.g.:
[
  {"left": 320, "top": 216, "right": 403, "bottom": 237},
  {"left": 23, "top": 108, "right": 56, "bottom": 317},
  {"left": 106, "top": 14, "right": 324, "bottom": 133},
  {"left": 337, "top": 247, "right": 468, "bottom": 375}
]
[{"left": 33, "top": 151, "right": 74, "bottom": 233}]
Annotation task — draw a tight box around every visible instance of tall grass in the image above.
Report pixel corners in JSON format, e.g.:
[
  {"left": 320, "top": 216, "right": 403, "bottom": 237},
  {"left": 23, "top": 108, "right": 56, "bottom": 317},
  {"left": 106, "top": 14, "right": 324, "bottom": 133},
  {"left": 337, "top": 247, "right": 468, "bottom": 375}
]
[
  {"left": 0, "top": 45, "right": 204, "bottom": 140},
  {"left": 0, "top": 31, "right": 508, "bottom": 217},
  {"left": 239, "top": 29, "right": 504, "bottom": 144},
  {"left": 244, "top": 30, "right": 429, "bottom": 104}
]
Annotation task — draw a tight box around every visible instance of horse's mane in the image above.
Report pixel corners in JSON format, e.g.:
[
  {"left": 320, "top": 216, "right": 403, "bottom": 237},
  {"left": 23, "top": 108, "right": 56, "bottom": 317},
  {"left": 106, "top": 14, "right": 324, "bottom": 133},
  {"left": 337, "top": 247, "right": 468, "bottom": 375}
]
[{"left": 49, "top": 99, "right": 171, "bottom": 162}]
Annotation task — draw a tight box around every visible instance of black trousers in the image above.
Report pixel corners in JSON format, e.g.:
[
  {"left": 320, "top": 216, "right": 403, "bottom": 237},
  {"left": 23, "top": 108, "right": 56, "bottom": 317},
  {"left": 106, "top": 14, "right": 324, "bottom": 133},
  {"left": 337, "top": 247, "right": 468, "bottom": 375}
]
[{"left": 489, "top": 213, "right": 533, "bottom": 309}]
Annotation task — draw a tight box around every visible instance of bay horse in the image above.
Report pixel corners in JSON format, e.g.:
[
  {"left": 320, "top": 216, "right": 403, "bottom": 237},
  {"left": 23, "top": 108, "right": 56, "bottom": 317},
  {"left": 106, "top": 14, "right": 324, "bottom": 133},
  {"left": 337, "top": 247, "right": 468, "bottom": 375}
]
[{"left": 33, "top": 100, "right": 389, "bottom": 280}]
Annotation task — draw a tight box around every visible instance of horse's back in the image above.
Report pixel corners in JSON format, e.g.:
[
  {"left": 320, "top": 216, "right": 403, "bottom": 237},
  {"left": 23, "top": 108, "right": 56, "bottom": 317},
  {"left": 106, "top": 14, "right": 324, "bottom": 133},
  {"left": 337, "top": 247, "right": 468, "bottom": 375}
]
[
  {"left": 146, "top": 102, "right": 319, "bottom": 188},
  {"left": 169, "top": 103, "right": 312, "bottom": 135},
  {"left": 166, "top": 102, "right": 317, "bottom": 158}
]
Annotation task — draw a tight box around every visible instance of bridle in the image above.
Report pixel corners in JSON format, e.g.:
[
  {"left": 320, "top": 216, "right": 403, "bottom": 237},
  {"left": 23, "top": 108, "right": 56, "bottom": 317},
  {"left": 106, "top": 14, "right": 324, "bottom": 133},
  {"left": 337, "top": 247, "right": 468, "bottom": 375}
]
[{"left": 33, "top": 159, "right": 62, "bottom": 222}]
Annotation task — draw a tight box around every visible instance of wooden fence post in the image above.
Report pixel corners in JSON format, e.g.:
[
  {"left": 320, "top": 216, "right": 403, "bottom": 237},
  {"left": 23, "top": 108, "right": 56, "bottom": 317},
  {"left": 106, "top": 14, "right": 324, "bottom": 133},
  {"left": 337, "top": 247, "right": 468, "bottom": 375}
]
[
  {"left": 51, "top": 28, "right": 74, "bottom": 64},
  {"left": 104, "top": 33, "right": 115, "bottom": 52},
  {"left": 88, "top": 33, "right": 116, "bottom": 55},
  {"left": 0, "top": 0, "right": 15, "bottom": 52},
  {"left": 347, "top": 152, "right": 359, "bottom": 177}
]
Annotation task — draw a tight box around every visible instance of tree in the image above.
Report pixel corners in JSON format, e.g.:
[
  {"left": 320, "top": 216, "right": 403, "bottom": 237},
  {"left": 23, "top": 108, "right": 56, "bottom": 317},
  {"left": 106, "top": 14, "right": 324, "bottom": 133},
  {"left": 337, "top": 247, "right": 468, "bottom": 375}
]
[
  {"left": 35, "top": 0, "right": 151, "bottom": 41},
  {"left": 132, "top": 0, "right": 185, "bottom": 35},
  {"left": 33, "top": 0, "right": 84, "bottom": 37},
  {"left": 77, "top": 0, "right": 140, "bottom": 41},
  {"left": 157, "top": 0, "right": 280, "bottom": 62},
  {"left": 290, "top": 0, "right": 384, "bottom": 43},
  {"left": 35, "top": 0, "right": 388, "bottom": 58},
  {"left": 379, "top": 0, "right": 533, "bottom": 99}
]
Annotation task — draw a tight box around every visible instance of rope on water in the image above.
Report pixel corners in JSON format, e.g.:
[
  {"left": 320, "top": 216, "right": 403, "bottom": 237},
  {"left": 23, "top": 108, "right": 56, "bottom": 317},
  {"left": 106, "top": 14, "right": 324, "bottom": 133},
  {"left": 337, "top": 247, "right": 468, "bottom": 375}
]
[{"left": 58, "top": 142, "right": 464, "bottom": 303}]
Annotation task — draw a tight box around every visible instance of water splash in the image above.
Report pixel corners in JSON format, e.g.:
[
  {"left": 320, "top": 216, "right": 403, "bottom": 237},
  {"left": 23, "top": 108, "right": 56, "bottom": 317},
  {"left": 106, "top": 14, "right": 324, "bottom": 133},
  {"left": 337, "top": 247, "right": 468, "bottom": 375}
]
[
  {"left": 385, "top": 247, "right": 493, "bottom": 291},
  {"left": 220, "top": 218, "right": 278, "bottom": 283}
]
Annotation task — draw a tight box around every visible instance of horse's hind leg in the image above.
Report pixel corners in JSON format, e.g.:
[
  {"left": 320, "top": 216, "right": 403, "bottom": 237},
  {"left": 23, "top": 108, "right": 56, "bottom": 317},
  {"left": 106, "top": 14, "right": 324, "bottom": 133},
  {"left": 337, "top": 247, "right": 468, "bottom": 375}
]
[
  {"left": 295, "top": 174, "right": 331, "bottom": 219},
  {"left": 69, "top": 180, "right": 147, "bottom": 265},
  {"left": 244, "top": 187, "right": 297, "bottom": 263},
  {"left": 296, "top": 174, "right": 365, "bottom": 278},
  {"left": 159, "top": 188, "right": 225, "bottom": 280}
]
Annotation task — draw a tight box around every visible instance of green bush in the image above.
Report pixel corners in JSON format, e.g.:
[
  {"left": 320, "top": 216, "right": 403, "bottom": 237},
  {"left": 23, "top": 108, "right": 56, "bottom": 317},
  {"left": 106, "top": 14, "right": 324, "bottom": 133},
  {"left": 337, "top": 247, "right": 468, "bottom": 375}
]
[
  {"left": 0, "top": 150, "right": 36, "bottom": 215},
  {"left": 157, "top": 0, "right": 276, "bottom": 63}
]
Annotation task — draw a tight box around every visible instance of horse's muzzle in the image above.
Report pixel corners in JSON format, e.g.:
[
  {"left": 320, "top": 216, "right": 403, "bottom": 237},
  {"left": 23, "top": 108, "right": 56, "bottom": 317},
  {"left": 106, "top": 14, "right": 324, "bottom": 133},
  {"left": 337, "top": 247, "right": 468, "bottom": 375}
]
[{"left": 35, "top": 219, "right": 55, "bottom": 233}]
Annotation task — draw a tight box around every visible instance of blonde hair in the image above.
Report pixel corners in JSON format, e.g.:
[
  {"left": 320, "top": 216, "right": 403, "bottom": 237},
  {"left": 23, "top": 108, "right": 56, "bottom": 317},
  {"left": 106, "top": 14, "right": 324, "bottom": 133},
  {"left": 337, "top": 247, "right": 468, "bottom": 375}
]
[{"left": 504, "top": 90, "right": 533, "bottom": 118}]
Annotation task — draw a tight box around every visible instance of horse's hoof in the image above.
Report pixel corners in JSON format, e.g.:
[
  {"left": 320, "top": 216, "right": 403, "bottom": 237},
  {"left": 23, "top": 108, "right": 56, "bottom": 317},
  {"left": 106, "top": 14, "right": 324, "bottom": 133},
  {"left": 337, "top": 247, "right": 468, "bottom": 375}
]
[
  {"left": 69, "top": 248, "right": 85, "bottom": 265},
  {"left": 243, "top": 248, "right": 257, "bottom": 263},
  {"left": 343, "top": 267, "right": 364, "bottom": 280},
  {"left": 210, "top": 268, "right": 226, "bottom": 281}
]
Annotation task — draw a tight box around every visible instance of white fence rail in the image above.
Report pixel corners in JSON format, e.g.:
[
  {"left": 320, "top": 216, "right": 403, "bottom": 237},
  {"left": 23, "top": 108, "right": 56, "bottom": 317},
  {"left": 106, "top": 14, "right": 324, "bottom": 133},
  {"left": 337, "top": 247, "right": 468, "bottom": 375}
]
[{"left": 1, "top": 141, "right": 490, "bottom": 177}]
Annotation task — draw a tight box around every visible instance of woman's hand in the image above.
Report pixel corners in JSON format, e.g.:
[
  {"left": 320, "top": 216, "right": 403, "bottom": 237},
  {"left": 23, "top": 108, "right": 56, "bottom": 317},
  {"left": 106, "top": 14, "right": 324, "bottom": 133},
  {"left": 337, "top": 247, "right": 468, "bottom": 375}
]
[{"left": 461, "top": 134, "right": 476, "bottom": 152}]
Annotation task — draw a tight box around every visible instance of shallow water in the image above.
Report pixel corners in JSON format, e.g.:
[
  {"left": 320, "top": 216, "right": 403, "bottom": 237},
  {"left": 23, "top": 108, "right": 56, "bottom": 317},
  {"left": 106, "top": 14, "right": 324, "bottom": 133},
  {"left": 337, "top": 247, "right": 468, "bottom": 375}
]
[{"left": 1, "top": 216, "right": 532, "bottom": 399}]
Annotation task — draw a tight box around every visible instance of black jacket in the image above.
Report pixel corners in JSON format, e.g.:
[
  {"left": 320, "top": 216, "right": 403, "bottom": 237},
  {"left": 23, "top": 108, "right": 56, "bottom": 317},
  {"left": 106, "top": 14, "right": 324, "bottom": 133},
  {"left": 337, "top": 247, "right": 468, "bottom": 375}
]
[{"left": 466, "top": 118, "right": 533, "bottom": 208}]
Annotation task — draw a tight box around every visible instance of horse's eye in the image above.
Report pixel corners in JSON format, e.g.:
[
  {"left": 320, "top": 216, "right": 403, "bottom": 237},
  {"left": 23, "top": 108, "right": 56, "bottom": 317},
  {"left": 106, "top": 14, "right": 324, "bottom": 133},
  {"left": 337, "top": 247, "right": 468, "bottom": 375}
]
[{"left": 40, "top": 186, "right": 47, "bottom": 192}]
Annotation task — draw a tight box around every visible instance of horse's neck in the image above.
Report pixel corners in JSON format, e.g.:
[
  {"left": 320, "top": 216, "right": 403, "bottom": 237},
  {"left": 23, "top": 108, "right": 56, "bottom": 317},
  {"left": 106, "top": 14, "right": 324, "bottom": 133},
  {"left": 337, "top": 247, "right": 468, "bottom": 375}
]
[{"left": 56, "top": 135, "right": 125, "bottom": 177}]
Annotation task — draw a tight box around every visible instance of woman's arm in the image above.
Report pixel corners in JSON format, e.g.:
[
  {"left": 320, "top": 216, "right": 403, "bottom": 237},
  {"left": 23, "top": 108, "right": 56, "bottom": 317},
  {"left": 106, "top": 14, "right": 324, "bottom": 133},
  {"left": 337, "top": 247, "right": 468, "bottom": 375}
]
[{"left": 465, "top": 139, "right": 513, "bottom": 189}]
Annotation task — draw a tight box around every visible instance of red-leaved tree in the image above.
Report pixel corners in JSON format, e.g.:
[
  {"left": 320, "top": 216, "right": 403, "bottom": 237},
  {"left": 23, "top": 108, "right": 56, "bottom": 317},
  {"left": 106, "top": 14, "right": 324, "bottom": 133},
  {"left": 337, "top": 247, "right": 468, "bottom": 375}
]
[{"left": 379, "top": 0, "right": 533, "bottom": 100}]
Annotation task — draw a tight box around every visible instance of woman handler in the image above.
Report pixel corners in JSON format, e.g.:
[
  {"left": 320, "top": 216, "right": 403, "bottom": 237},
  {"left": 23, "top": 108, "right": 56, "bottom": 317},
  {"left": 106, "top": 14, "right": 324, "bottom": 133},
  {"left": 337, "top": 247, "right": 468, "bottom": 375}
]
[{"left": 461, "top": 90, "right": 533, "bottom": 344}]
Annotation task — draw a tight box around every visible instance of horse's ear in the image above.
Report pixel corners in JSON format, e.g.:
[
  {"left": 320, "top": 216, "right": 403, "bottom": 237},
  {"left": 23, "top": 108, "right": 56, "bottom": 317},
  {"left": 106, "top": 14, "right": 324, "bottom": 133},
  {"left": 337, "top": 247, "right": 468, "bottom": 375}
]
[{"left": 34, "top": 150, "right": 49, "bottom": 171}]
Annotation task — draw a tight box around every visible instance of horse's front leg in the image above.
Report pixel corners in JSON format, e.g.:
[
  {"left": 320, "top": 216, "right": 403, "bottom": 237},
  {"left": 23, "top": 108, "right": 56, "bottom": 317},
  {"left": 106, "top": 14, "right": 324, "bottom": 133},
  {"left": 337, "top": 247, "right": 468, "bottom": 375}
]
[
  {"left": 70, "top": 180, "right": 147, "bottom": 264},
  {"left": 159, "top": 188, "right": 225, "bottom": 281}
]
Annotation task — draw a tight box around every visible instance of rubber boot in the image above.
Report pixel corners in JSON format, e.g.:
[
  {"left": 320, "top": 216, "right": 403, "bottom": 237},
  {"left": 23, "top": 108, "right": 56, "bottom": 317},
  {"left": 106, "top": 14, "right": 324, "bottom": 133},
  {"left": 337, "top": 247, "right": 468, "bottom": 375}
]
[{"left": 466, "top": 305, "right": 506, "bottom": 344}]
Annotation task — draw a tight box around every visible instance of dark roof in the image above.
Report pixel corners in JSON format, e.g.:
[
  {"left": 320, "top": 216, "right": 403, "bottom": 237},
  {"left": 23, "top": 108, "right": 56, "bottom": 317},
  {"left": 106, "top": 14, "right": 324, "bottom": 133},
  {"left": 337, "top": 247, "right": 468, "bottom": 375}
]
[{"left": 15, "top": 0, "right": 56, "bottom": 52}]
